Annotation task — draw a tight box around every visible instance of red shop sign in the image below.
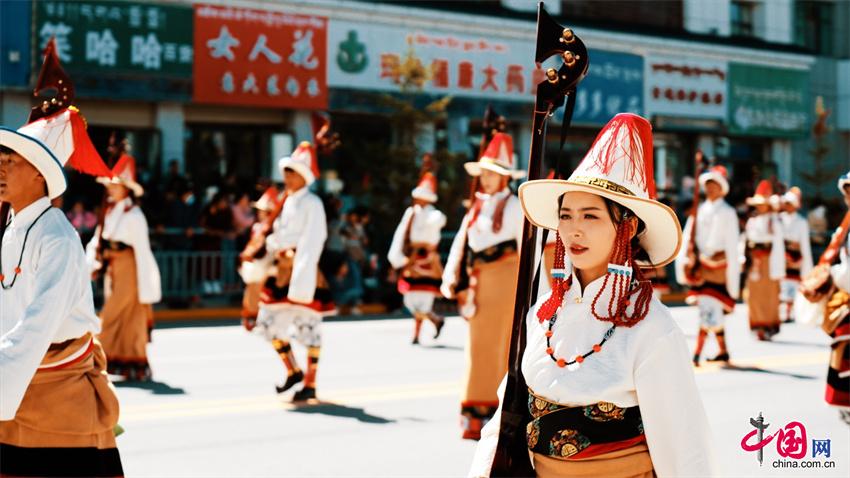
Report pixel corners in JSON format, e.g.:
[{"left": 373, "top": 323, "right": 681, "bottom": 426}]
[{"left": 193, "top": 4, "right": 327, "bottom": 109}]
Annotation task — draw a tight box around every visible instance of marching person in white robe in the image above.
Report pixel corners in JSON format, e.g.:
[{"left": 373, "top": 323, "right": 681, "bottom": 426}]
[
  {"left": 254, "top": 142, "right": 335, "bottom": 402},
  {"left": 388, "top": 171, "right": 447, "bottom": 344},
  {"left": 86, "top": 154, "right": 162, "bottom": 381}
]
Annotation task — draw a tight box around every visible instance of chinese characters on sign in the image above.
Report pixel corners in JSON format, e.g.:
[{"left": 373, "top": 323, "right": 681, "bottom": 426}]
[
  {"left": 328, "top": 20, "right": 539, "bottom": 101},
  {"left": 35, "top": 1, "right": 193, "bottom": 76},
  {"left": 193, "top": 4, "right": 327, "bottom": 109}
]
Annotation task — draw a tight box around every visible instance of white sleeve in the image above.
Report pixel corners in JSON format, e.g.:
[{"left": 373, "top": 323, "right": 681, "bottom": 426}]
[
  {"left": 798, "top": 218, "right": 814, "bottom": 278},
  {"left": 127, "top": 210, "right": 161, "bottom": 304},
  {"left": 634, "top": 329, "right": 718, "bottom": 478},
  {"left": 84, "top": 225, "right": 102, "bottom": 274},
  {"left": 266, "top": 215, "right": 284, "bottom": 254},
  {"left": 0, "top": 235, "right": 86, "bottom": 420},
  {"left": 674, "top": 216, "right": 694, "bottom": 286},
  {"left": 289, "top": 198, "right": 327, "bottom": 304},
  {"left": 387, "top": 207, "right": 413, "bottom": 270},
  {"left": 769, "top": 216, "right": 786, "bottom": 280},
  {"left": 723, "top": 208, "right": 741, "bottom": 299},
  {"left": 441, "top": 214, "right": 470, "bottom": 299},
  {"left": 468, "top": 375, "right": 507, "bottom": 478}
]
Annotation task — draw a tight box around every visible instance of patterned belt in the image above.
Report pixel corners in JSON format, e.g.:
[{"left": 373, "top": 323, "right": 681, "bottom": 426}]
[
  {"left": 467, "top": 239, "right": 518, "bottom": 267},
  {"left": 526, "top": 388, "right": 645, "bottom": 460}
]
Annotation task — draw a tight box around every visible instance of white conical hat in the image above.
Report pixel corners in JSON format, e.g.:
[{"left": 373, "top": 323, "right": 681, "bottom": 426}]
[
  {"left": 411, "top": 172, "right": 438, "bottom": 202},
  {"left": 519, "top": 113, "right": 682, "bottom": 267},
  {"left": 463, "top": 132, "right": 525, "bottom": 179},
  {"left": 278, "top": 141, "right": 319, "bottom": 185}
]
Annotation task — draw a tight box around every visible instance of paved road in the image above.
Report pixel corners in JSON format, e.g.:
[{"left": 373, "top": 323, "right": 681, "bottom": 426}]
[{"left": 115, "top": 306, "right": 849, "bottom": 477}]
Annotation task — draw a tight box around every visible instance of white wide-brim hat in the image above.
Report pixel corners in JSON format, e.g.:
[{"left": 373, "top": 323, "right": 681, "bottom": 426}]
[
  {"left": 518, "top": 113, "right": 681, "bottom": 267},
  {"left": 0, "top": 127, "right": 66, "bottom": 199},
  {"left": 698, "top": 170, "right": 729, "bottom": 196},
  {"left": 519, "top": 180, "right": 682, "bottom": 267},
  {"left": 279, "top": 156, "right": 316, "bottom": 185},
  {"left": 463, "top": 159, "right": 526, "bottom": 179},
  {"left": 95, "top": 175, "right": 144, "bottom": 197}
]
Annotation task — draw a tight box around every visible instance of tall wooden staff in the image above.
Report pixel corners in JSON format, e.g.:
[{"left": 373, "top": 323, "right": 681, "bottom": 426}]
[
  {"left": 684, "top": 150, "right": 705, "bottom": 282},
  {"left": 491, "top": 3, "right": 589, "bottom": 475}
]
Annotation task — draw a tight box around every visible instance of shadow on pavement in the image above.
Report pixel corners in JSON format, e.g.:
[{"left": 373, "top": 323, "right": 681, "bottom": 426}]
[
  {"left": 113, "top": 379, "right": 187, "bottom": 395},
  {"left": 422, "top": 344, "right": 464, "bottom": 351},
  {"left": 290, "top": 401, "right": 395, "bottom": 424},
  {"left": 721, "top": 364, "right": 818, "bottom": 380}
]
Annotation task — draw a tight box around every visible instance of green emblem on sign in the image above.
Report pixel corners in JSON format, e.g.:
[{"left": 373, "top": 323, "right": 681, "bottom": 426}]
[{"left": 337, "top": 30, "right": 368, "bottom": 73}]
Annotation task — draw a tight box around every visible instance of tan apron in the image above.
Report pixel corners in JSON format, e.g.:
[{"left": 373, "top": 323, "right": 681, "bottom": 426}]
[
  {"left": 99, "top": 248, "right": 151, "bottom": 364},
  {"left": 746, "top": 251, "right": 780, "bottom": 331},
  {"left": 533, "top": 442, "right": 655, "bottom": 478},
  {"left": 0, "top": 334, "right": 119, "bottom": 449},
  {"left": 463, "top": 252, "right": 519, "bottom": 406}
]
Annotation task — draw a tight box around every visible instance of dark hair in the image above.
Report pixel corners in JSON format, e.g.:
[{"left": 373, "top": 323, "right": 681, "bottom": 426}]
[
  {"left": 557, "top": 193, "right": 651, "bottom": 265},
  {"left": 0, "top": 145, "right": 16, "bottom": 155}
]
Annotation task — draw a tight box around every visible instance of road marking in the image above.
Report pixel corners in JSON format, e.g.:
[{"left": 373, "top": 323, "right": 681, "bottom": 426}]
[{"left": 120, "top": 351, "right": 829, "bottom": 423}]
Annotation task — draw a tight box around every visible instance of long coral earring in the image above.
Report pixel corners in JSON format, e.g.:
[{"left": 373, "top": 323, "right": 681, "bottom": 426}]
[{"left": 537, "top": 232, "right": 572, "bottom": 323}]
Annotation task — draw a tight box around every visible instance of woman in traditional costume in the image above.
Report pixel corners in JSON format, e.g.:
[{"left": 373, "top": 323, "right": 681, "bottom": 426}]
[
  {"left": 442, "top": 132, "right": 525, "bottom": 439},
  {"left": 743, "top": 180, "right": 785, "bottom": 340},
  {"left": 87, "top": 154, "right": 161, "bottom": 380},
  {"left": 388, "top": 172, "right": 447, "bottom": 344},
  {"left": 470, "top": 114, "right": 715, "bottom": 477}
]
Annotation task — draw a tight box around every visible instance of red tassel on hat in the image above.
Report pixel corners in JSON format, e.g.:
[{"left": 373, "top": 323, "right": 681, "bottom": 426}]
[
  {"left": 589, "top": 114, "right": 655, "bottom": 197},
  {"left": 68, "top": 108, "right": 112, "bottom": 177}
]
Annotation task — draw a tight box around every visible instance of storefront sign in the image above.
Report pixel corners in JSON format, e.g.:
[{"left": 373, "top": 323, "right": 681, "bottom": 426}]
[
  {"left": 34, "top": 1, "right": 193, "bottom": 77},
  {"left": 645, "top": 55, "right": 727, "bottom": 120},
  {"left": 727, "top": 63, "right": 810, "bottom": 137},
  {"left": 559, "top": 50, "right": 643, "bottom": 125},
  {"left": 328, "top": 19, "right": 542, "bottom": 101},
  {"left": 193, "top": 4, "right": 327, "bottom": 109}
]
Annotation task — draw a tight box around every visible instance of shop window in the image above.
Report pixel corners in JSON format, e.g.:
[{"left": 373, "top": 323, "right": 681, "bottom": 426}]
[
  {"left": 731, "top": 0, "right": 756, "bottom": 37},
  {"left": 794, "top": 0, "right": 834, "bottom": 55}
]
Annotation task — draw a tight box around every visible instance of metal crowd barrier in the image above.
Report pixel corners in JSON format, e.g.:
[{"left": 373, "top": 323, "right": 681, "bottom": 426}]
[{"left": 154, "top": 250, "right": 242, "bottom": 301}]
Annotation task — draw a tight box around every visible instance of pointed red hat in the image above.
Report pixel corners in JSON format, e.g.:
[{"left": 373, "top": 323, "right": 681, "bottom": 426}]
[
  {"left": 411, "top": 171, "right": 438, "bottom": 202},
  {"left": 0, "top": 39, "right": 110, "bottom": 199},
  {"left": 97, "top": 153, "right": 144, "bottom": 197},
  {"left": 463, "top": 132, "right": 525, "bottom": 179},
  {"left": 746, "top": 179, "right": 774, "bottom": 205}
]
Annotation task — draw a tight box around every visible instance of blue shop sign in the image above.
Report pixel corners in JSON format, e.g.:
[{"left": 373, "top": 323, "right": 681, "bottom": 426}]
[{"left": 556, "top": 50, "right": 643, "bottom": 125}]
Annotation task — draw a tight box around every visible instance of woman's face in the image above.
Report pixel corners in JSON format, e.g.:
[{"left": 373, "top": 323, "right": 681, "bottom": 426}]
[
  {"left": 106, "top": 183, "right": 129, "bottom": 201},
  {"left": 479, "top": 169, "right": 507, "bottom": 195},
  {"left": 557, "top": 191, "right": 617, "bottom": 279}
]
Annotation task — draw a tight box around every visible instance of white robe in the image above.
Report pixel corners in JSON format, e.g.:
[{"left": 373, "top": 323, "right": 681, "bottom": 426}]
[
  {"left": 780, "top": 211, "right": 814, "bottom": 277},
  {"left": 744, "top": 213, "right": 786, "bottom": 281},
  {"left": 86, "top": 197, "right": 162, "bottom": 304},
  {"left": 1, "top": 197, "right": 101, "bottom": 420},
  {"left": 386, "top": 204, "right": 446, "bottom": 270},
  {"left": 441, "top": 188, "right": 522, "bottom": 299},
  {"left": 264, "top": 187, "right": 327, "bottom": 305},
  {"left": 470, "top": 274, "right": 717, "bottom": 478},
  {"left": 675, "top": 198, "right": 741, "bottom": 299}
]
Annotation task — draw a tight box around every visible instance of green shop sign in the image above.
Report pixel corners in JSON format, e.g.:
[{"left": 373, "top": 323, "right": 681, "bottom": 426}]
[
  {"left": 35, "top": 1, "right": 193, "bottom": 78},
  {"left": 728, "top": 63, "right": 810, "bottom": 137}
]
